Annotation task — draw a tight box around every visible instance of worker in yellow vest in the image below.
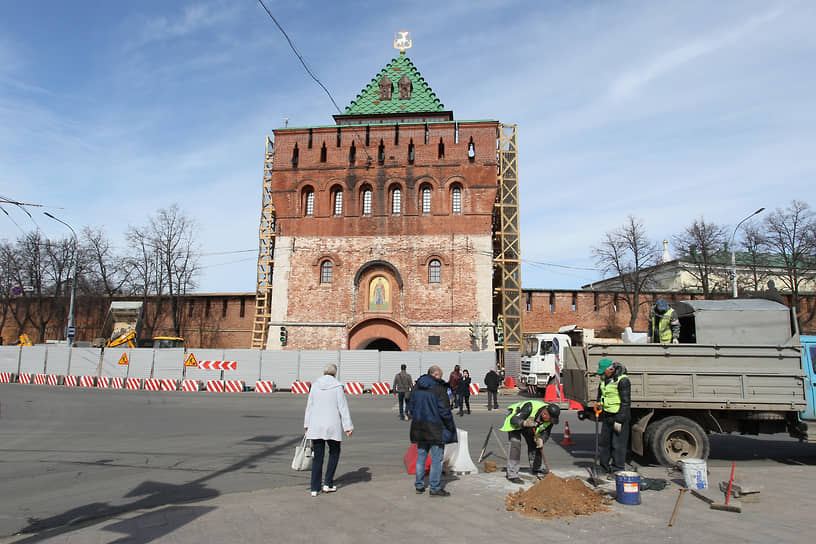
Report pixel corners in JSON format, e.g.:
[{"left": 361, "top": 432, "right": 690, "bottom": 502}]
[
  {"left": 500, "top": 400, "right": 560, "bottom": 484},
  {"left": 595, "top": 358, "right": 631, "bottom": 478},
  {"left": 648, "top": 298, "right": 680, "bottom": 343}
]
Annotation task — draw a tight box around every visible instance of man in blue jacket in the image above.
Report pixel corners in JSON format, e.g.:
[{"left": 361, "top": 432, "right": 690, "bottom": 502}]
[{"left": 408, "top": 365, "right": 457, "bottom": 497}]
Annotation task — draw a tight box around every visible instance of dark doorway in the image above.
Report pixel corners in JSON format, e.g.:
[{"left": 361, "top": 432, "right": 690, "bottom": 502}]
[{"left": 362, "top": 338, "right": 401, "bottom": 351}]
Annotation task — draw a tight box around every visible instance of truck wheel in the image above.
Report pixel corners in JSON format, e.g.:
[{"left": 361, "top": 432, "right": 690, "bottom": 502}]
[{"left": 649, "top": 416, "right": 709, "bottom": 467}]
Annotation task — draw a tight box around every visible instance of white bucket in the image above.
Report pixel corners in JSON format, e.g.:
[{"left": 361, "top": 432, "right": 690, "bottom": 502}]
[{"left": 681, "top": 458, "right": 708, "bottom": 489}]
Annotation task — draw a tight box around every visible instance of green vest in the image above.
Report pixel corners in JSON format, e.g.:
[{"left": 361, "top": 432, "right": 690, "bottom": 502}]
[
  {"left": 500, "top": 400, "right": 552, "bottom": 435},
  {"left": 652, "top": 307, "right": 676, "bottom": 343},
  {"left": 600, "top": 374, "right": 628, "bottom": 414}
]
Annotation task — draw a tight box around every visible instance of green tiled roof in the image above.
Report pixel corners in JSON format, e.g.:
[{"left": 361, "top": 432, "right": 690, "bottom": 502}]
[{"left": 342, "top": 53, "right": 445, "bottom": 116}]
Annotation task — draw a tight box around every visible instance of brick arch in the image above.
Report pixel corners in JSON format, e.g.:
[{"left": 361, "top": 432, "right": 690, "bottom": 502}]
[
  {"left": 348, "top": 318, "right": 408, "bottom": 350},
  {"left": 354, "top": 260, "right": 404, "bottom": 289}
]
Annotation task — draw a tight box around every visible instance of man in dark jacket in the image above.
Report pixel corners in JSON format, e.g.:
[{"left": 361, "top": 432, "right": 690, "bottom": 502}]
[
  {"left": 595, "top": 358, "right": 631, "bottom": 477},
  {"left": 392, "top": 364, "right": 413, "bottom": 421},
  {"left": 408, "top": 365, "right": 457, "bottom": 497},
  {"left": 484, "top": 367, "right": 500, "bottom": 410}
]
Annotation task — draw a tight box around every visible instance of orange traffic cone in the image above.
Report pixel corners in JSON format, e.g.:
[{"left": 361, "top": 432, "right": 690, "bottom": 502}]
[{"left": 559, "top": 421, "right": 575, "bottom": 446}]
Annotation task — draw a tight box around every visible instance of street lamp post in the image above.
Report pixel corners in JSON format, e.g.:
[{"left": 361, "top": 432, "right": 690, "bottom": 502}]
[
  {"left": 730, "top": 207, "right": 765, "bottom": 298},
  {"left": 44, "top": 212, "right": 78, "bottom": 342}
]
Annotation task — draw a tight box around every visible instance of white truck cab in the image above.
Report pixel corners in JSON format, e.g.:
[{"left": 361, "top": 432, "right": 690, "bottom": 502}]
[{"left": 519, "top": 333, "right": 572, "bottom": 394}]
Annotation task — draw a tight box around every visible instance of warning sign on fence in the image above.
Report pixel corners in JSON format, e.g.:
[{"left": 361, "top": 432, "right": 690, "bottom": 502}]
[
  {"left": 118, "top": 353, "right": 129, "bottom": 366},
  {"left": 184, "top": 353, "right": 198, "bottom": 367}
]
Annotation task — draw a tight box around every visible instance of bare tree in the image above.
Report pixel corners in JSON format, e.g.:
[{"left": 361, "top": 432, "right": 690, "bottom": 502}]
[
  {"left": 128, "top": 205, "right": 200, "bottom": 337},
  {"left": 83, "top": 227, "right": 131, "bottom": 298},
  {"left": 0, "top": 241, "right": 19, "bottom": 340},
  {"left": 593, "top": 216, "right": 661, "bottom": 328},
  {"left": 672, "top": 217, "right": 729, "bottom": 297},
  {"left": 761, "top": 200, "right": 816, "bottom": 314},
  {"left": 739, "top": 222, "right": 772, "bottom": 293}
]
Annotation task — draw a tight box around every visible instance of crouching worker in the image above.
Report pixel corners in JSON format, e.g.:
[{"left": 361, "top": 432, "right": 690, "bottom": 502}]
[{"left": 501, "top": 400, "right": 560, "bottom": 484}]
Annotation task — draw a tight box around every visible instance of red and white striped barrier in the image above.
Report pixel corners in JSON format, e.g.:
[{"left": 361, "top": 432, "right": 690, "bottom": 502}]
[
  {"left": 109, "top": 377, "right": 123, "bottom": 389},
  {"left": 181, "top": 379, "right": 200, "bottom": 392},
  {"left": 344, "top": 382, "right": 364, "bottom": 395},
  {"left": 18, "top": 373, "right": 31, "bottom": 384},
  {"left": 224, "top": 380, "right": 244, "bottom": 393},
  {"left": 255, "top": 380, "right": 275, "bottom": 393},
  {"left": 144, "top": 378, "right": 177, "bottom": 391},
  {"left": 79, "top": 376, "right": 95, "bottom": 387},
  {"left": 32, "top": 374, "right": 47, "bottom": 385},
  {"left": 291, "top": 382, "right": 310, "bottom": 394},
  {"left": 469, "top": 383, "right": 480, "bottom": 395},
  {"left": 124, "top": 378, "right": 141, "bottom": 390},
  {"left": 64, "top": 376, "right": 78, "bottom": 387},
  {"left": 0, "top": 372, "right": 12, "bottom": 383},
  {"left": 197, "top": 361, "right": 237, "bottom": 370},
  {"left": 47, "top": 375, "right": 60, "bottom": 386},
  {"left": 206, "top": 380, "right": 224, "bottom": 392},
  {"left": 96, "top": 376, "right": 110, "bottom": 388},
  {"left": 370, "top": 382, "right": 390, "bottom": 395}
]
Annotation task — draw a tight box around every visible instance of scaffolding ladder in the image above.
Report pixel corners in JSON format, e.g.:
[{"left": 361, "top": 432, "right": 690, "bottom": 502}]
[
  {"left": 250, "top": 136, "right": 276, "bottom": 349},
  {"left": 494, "top": 124, "right": 522, "bottom": 356}
]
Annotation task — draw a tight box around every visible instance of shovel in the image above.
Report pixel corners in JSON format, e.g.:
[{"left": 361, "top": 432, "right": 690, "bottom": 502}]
[
  {"left": 710, "top": 461, "right": 742, "bottom": 513},
  {"left": 587, "top": 404, "right": 604, "bottom": 485}
]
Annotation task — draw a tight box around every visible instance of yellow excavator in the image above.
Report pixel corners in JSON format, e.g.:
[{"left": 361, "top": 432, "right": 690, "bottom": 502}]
[
  {"left": 107, "top": 330, "right": 137, "bottom": 348},
  {"left": 13, "top": 334, "right": 33, "bottom": 346},
  {"left": 96, "top": 302, "right": 184, "bottom": 349}
]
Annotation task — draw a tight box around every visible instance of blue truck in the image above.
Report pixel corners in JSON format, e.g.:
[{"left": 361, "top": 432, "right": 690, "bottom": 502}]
[{"left": 563, "top": 299, "right": 816, "bottom": 466}]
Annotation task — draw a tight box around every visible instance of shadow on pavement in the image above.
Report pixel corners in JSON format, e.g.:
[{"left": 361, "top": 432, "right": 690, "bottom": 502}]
[
  {"left": 13, "top": 434, "right": 301, "bottom": 541},
  {"left": 335, "top": 466, "right": 372, "bottom": 486}
]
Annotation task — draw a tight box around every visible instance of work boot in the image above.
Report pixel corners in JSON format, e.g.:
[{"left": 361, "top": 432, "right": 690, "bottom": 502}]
[
  {"left": 429, "top": 489, "right": 450, "bottom": 497},
  {"left": 507, "top": 477, "right": 524, "bottom": 484}
]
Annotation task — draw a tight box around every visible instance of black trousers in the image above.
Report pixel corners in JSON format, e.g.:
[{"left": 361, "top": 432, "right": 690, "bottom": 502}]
[
  {"left": 599, "top": 412, "right": 629, "bottom": 473},
  {"left": 486, "top": 390, "right": 498, "bottom": 408}
]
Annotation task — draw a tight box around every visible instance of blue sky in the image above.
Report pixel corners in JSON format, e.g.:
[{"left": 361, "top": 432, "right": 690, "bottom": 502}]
[{"left": 2, "top": 1, "right": 814, "bottom": 292}]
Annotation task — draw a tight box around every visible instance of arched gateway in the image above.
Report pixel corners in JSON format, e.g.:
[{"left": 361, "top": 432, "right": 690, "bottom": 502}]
[{"left": 348, "top": 318, "right": 407, "bottom": 351}]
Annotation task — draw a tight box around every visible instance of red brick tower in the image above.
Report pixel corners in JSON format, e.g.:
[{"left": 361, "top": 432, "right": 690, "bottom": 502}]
[{"left": 259, "top": 52, "right": 504, "bottom": 352}]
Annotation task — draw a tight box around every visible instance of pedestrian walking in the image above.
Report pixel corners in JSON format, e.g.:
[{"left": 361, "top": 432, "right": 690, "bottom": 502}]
[
  {"left": 448, "top": 365, "right": 462, "bottom": 408},
  {"left": 393, "top": 364, "right": 414, "bottom": 421},
  {"left": 457, "top": 369, "right": 472, "bottom": 416},
  {"left": 303, "top": 363, "right": 354, "bottom": 497},
  {"left": 484, "top": 367, "right": 500, "bottom": 410},
  {"left": 408, "top": 365, "right": 457, "bottom": 496}
]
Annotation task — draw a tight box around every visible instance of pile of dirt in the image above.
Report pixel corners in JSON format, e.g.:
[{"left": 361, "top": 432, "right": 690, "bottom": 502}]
[{"left": 505, "top": 473, "right": 611, "bottom": 519}]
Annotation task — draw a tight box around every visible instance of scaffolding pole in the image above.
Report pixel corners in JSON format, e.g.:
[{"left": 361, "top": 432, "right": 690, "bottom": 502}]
[
  {"left": 494, "top": 124, "right": 522, "bottom": 356},
  {"left": 251, "top": 136, "right": 276, "bottom": 349}
]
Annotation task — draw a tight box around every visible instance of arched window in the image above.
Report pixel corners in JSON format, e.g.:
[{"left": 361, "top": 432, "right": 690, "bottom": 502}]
[
  {"left": 333, "top": 189, "right": 343, "bottom": 216},
  {"left": 421, "top": 186, "right": 431, "bottom": 214},
  {"left": 391, "top": 187, "right": 402, "bottom": 215},
  {"left": 320, "top": 260, "right": 333, "bottom": 283},
  {"left": 304, "top": 188, "right": 314, "bottom": 216},
  {"left": 362, "top": 187, "right": 372, "bottom": 215},
  {"left": 452, "top": 187, "right": 461, "bottom": 214},
  {"left": 428, "top": 259, "right": 441, "bottom": 283}
]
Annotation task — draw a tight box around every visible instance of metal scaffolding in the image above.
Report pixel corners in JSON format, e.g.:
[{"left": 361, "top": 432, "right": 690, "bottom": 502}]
[
  {"left": 251, "top": 136, "right": 276, "bottom": 349},
  {"left": 494, "top": 124, "right": 522, "bottom": 355}
]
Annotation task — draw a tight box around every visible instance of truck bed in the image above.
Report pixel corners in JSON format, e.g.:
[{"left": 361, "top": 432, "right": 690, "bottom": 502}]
[{"left": 562, "top": 343, "right": 807, "bottom": 412}]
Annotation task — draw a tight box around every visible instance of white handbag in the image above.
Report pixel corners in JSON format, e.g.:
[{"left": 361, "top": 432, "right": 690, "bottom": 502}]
[{"left": 292, "top": 435, "right": 313, "bottom": 471}]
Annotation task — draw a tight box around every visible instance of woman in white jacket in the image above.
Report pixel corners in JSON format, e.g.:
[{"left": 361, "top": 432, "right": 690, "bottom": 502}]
[{"left": 304, "top": 363, "right": 354, "bottom": 496}]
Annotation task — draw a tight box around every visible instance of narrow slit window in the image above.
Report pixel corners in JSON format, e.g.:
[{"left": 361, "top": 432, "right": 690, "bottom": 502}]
[
  {"left": 365, "top": 125, "right": 370, "bottom": 147},
  {"left": 572, "top": 292, "right": 577, "bottom": 311},
  {"left": 455, "top": 122, "right": 459, "bottom": 144},
  {"left": 424, "top": 123, "right": 429, "bottom": 144},
  {"left": 222, "top": 299, "right": 228, "bottom": 317},
  {"left": 308, "top": 129, "right": 313, "bottom": 149},
  {"left": 205, "top": 299, "right": 210, "bottom": 317},
  {"left": 240, "top": 298, "right": 245, "bottom": 317},
  {"left": 291, "top": 143, "right": 299, "bottom": 167},
  {"left": 408, "top": 140, "right": 415, "bottom": 163},
  {"left": 422, "top": 187, "right": 431, "bottom": 214},
  {"left": 438, "top": 138, "right": 444, "bottom": 159},
  {"left": 394, "top": 124, "right": 399, "bottom": 145},
  {"left": 378, "top": 140, "right": 385, "bottom": 164},
  {"left": 336, "top": 127, "right": 341, "bottom": 147},
  {"left": 320, "top": 142, "right": 327, "bottom": 162},
  {"left": 549, "top": 292, "right": 555, "bottom": 313},
  {"left": 362, "top": 188, "right": 372, "bottom": 215},
  {"left": 349, "top": 142, "right": 356, "bottom": 164},
  {"left": 333, "top": 190, "right": 343, "bottom": 216},
  {"left": 467, "top": 137, "right": 475, "bottom": 160}
]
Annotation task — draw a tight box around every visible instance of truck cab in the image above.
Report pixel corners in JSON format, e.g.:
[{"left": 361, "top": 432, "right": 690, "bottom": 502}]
[
  {"left": 519, "top": 333, "right": 571, "bottom": 394},
  {"left": 801, "top": 336, "right": 816, "bottom": 422}
]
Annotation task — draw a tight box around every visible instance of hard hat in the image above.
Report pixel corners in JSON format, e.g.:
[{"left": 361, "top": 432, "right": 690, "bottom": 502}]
[
  {"left": 655, "top": 298, "right": 669, "bottom": 312},
  {"left": 546, "top": 403, "right": 560, "bottom": 425}
]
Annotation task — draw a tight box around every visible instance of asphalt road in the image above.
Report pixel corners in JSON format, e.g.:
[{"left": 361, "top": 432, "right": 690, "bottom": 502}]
[{"left": 1, "top": 384, "right": 815, "bottom": 538}]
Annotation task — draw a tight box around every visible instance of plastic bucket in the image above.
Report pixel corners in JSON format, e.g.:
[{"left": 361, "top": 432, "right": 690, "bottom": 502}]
[
  {"left": 615, "top": 471, "right": 641, "bottom": 505},
  {"left": 681, "top": 458, "right": 708, "bottom": 490}
]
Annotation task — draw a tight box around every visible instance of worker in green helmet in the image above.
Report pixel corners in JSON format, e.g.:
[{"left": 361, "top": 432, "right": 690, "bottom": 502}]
[
  {"left": 500, "top": 400, "right": 560, "bottom": 484},
  {"left": 595, "top": 358, "right": 631, "bottom": 478}
]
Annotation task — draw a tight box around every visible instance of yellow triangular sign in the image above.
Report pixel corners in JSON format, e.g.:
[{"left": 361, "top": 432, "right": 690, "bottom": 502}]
[
  {"left": 117, "top": 353, "right": 129, "bottom": 365},
  {"left": 184, "top": 352, "right": 198, "bottom": 367}
]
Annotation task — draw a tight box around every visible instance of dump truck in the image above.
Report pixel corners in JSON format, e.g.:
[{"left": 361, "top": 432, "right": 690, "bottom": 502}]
[
  {"left": 519, "top": 332, "right": 572, "bottom": 394},
  {"left": 562, "top": 299, "right": 816, "bottom": 466}
]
